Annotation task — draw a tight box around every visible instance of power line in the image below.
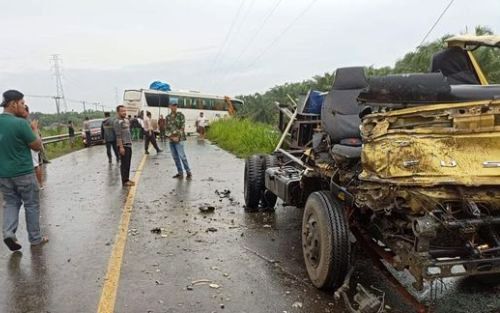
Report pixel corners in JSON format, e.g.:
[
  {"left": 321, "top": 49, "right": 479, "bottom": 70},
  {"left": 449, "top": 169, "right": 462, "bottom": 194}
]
[
  {"left": 418, "top": 0, "right": 455, "bottom": 47},
  {"left": 208, "top": 0, "right": 247, "bottom": 76},
  {"left": 246, "top": 0, "right": 319, "bottom": 69},
  {"left": 228, "top": 0, "right": 283, "bottom": 70}
]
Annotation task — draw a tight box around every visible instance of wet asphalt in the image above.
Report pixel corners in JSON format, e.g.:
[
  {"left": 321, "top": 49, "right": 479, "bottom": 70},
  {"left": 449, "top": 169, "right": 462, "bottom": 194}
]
[{"left": 0, "top": 138, "right": 499, "bottom": 313}]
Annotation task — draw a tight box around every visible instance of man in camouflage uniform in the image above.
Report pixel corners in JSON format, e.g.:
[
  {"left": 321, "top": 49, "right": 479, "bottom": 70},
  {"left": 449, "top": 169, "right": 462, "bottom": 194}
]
[{"left": 165, "top": 102, "right": 192, "bottom": 179}]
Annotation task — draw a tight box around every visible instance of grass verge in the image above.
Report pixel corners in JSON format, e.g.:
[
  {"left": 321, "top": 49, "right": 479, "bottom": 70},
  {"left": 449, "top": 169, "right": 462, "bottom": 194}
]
[
  {"left": 206, "top": 118, "right": 280, "bottom": 158},
  {"left": 44, "top": 137, "right": 85, "bottom": 160}
]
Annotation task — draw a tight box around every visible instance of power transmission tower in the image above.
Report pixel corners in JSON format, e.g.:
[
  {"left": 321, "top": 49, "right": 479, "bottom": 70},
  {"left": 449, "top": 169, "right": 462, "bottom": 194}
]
[{"left": 50, "top": 54, "right": 68, "bottom": 114}]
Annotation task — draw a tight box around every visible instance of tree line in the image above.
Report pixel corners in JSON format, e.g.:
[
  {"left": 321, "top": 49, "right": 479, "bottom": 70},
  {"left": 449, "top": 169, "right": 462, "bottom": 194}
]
[{"left": 237, "top": 26, "right": 500, "bottom": 124}]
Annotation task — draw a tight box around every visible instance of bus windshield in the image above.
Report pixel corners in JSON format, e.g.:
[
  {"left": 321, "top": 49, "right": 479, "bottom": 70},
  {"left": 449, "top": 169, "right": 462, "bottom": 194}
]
[
  {"left": 124, "top": 90, "right": 141, "bottom": 101},
  {"left": 144, "top": 92, "right": 170, "bottom": 107}
]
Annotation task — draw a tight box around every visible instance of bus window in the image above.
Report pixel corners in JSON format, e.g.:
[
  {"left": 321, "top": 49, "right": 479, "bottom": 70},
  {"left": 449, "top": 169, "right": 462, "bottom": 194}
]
[
  {"left": 214, "top": 99, "right": 225, "bottom": 111},
  {"left": 206, "top": 99, "right": 214, "bottom": 110},
  {"left": 193, "top": 98, "right": 203, "bottom": 110},
  {"left": 178, "top": 96, "right": 185, "bottom": 108},
  {"left": 145, "top": 92, "right": 169, "bottom": 107}
]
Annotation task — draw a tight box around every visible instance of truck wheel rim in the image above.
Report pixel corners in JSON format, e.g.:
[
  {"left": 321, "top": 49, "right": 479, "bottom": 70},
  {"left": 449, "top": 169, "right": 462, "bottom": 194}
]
[{"left": 304, "top": 213, "right": 321, "bottom": 269}]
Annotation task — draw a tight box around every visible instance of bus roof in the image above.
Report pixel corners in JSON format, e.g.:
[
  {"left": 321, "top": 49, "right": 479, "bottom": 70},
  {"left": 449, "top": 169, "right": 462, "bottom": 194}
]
[{"left": 124, "top": 88, "right": 243, "bottom": 102}]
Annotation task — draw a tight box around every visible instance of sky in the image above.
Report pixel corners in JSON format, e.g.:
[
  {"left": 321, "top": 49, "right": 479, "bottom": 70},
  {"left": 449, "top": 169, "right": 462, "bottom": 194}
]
[{"left": 0, "top": 0, "right": 499, "bottom": 113}]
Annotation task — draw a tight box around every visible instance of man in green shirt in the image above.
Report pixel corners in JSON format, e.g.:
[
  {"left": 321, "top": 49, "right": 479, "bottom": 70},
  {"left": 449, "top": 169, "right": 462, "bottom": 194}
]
[
  {"left": 0, "top": 90, "right": 47, "bottom": 251},
  {"left": 165, "top": 102, "right": 192, "bottom": 179}
]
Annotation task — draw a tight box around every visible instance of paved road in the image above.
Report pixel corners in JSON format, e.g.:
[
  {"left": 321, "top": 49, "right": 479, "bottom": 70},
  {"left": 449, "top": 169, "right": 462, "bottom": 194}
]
[{"left": 0, "top": 138, "right": 499, "bottom": 313}]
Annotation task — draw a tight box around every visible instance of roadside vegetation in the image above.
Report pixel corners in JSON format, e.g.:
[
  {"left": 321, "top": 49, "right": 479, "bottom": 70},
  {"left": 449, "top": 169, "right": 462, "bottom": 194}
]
[
  {"left": 40, "top": 126, "right": 85, "bottom": 160},
  {"left": 31, "top": 110, "right": 107, "bottom": 159},
  {"left": 44, "top": 137, "right": 85, "bottom": 160},
  {"left": 206, "top": 118, "right": 279, "bottom": 158},
  {"left": 237, "top": 26, "right": 499, "bottom": 125}
]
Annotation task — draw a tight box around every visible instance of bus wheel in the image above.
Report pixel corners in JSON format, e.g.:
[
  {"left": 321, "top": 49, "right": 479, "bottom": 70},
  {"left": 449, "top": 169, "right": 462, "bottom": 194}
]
[
  {"left": 244, "top": 155, "right": 265, "bottom": 212},
  {"left": 302, "top": 191, "right": 350, "bottom": 290},
  {"left": 262, "top": 154, "right": 278, "bottom": 210}
]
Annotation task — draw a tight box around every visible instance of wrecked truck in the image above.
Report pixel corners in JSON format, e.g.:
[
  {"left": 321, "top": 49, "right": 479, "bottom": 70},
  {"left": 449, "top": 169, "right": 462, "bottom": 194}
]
[{"left": 243, "top": 35, "right": 500, "bottom": 301}]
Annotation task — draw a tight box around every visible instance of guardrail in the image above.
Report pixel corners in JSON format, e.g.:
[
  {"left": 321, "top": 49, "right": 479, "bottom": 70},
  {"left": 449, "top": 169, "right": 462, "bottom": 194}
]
[{"left": 42, "top": 133, "right": 70, "bottom": 144}]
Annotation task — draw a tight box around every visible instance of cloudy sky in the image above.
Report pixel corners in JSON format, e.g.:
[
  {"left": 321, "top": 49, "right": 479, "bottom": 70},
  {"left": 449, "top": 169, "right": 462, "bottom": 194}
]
[{"left": 0, "top": 0, "right": 499, "bottom": 113}]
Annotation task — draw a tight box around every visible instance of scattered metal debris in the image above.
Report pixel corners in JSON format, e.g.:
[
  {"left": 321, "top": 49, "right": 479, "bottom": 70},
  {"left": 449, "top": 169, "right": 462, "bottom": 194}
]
[
  {"left": 292, "top": 301, "right": 303, "bottom": 308},
  {"left": 199, "top": 205, "right": 216, "bottom": 213}
]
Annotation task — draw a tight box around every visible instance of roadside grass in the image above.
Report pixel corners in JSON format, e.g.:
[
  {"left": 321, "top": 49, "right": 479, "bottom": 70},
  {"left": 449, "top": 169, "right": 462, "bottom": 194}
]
[
  {"left": 44, "top": 137, "right": 85, "bottom": 160},
  {"left": 41, "top": 126, "right": 85, "bottom": 160},
  {"left": 206, "top": 118, "right": 280, "bottom": 158}
]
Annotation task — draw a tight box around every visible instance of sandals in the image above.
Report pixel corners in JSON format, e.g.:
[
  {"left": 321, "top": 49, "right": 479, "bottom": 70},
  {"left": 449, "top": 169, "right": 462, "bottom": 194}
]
[
  {"left": 4, "top": 238, "right": 22, "bottom": 251},
  {"left": 123, "top": 180, "right": 136, "bottom": 187},
  {"left": 31, "top": 236, "right": 49, "bottom": 247}
]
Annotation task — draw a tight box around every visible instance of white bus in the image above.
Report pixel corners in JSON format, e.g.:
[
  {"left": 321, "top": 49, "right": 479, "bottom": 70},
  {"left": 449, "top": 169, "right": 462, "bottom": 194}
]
[{"left": 122, "top": 89, "right": 244, "bottom": 134}]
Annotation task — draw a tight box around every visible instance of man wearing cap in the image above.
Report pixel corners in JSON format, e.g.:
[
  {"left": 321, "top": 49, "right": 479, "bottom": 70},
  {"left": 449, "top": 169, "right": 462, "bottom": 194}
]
[
  {"left": 165, "top": 102, "right": 192, "bottom": 179},
  {"left": 0, "top": 90, "right": 48, "bottom": 251}
]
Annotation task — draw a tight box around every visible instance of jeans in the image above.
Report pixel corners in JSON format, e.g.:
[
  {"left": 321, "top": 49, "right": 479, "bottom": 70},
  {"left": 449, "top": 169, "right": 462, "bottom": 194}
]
[
  {"left": 169, "top": 141, "right": 191, "bottom": 174},
  {"left": 0, "top": 173, "right": 42, "bottom": 244},
  {"left": 120, "top": 146, "right": 132, "bottom": 184},
  {"left": 106, "top": 141, "right": 120, "bottom": 161}
]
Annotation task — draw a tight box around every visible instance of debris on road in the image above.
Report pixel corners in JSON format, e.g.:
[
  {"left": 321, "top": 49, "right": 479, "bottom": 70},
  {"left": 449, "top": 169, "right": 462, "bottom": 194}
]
[
  {"left": 215, "top": 189, "right": 231, "bottom": 198},
  {"left": 209, "top": 283, "right": 221, "bottom": 289},
  {"left": 206, "top": 227, "right": 218, "bottom": 233},
  {"left": 150, "top": 227, "right": 167, "bottom": 235},
  {"left": 199, "top": 205, "right": 216, "bottom": 213},
  {"left": 191, "top": 279, "right": 212, "bottom": 286},
  {"left": 292, "top": 301, "right": 303, "bottom": 308}
]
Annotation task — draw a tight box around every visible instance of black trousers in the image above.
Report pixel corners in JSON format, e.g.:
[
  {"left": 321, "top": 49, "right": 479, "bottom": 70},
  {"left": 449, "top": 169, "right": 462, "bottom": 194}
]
[
  {"left": 120, "top": 146, "right": 132, "bottom": 184},
  {"left": 106, "top": 141, "right": 120, "bottom": 161},
  {"left": 85, "top": 131, "right": 91, "bottom": 146},
  {"left": 144, "top": 132, "right": 160, "bottom": 152}
]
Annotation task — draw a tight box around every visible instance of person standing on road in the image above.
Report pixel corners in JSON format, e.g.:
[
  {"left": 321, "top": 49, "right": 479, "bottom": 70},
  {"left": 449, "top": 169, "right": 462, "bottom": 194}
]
[
  {"left": 166, "top": 102, "right": 192, "bottom": 179},
  {"left": 83, "top": 116, "right": 91, "bottom": 147},
  {"left": 114, "top": 105, "right": 135, "bottom": 187},
  {"left": 195, "top": 111, "right": 208, "bottom": 140},
  {"left": 68, "top": 120, "right": 76, "bottom": 147},
  {"left": 158, "top": 114, "right": 166, "bottom": 142},
  {"left": 143, "top": 111, "right": 162, "bottom": 155},
  {"left": 130, "top": 115, "right": 139, "bottom": 141},
  {"left": 137, "top": 111, "right": 145, "bottom": 140},
  {"left": 101, "top": 111, "right": 120, "bottom": 163},
  {"left": 19, "top": 105, "right": 44, "bottom": 189},
  {"left": 0, "top": 90, "right": 48, "bottom": 251}
]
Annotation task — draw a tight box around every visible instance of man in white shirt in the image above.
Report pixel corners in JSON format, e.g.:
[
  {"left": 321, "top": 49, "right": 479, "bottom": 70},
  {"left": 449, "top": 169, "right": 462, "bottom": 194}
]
[
  {"left": 143, "top": 111, "right": 162, "bottom": 154},
  {"left": 195, "top": 112, "right": 209, "bottom": 139}
]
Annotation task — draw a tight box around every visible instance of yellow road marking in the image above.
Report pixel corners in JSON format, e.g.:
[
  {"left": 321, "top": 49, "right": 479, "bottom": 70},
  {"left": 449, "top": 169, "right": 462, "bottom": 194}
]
[{"left": 97, "top": 155, "right": 148, "bottom": 313}]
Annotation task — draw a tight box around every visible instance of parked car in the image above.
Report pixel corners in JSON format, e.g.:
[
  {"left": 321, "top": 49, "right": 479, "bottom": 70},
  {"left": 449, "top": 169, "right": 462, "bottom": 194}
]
[{"left": 82, "top": 118, "right": 105, "bottom": 147}]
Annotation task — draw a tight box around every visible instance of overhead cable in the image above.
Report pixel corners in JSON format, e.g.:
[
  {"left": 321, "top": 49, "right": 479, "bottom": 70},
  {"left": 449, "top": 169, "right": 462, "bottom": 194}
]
[{"left": 418, "top": 0, "right": 455, "bottom": 47}]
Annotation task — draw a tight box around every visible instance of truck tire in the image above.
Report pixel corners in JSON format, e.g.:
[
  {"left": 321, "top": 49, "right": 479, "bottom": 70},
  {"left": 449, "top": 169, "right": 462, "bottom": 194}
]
[
  {"left": 244, "top": 154, "right": 265, "bottom": 211},
  {"left": 302, "top": 191, "right": 350, "bottom": 290},
  {"left": 262, "top": 154, "right": 278, "bottom": 209}
]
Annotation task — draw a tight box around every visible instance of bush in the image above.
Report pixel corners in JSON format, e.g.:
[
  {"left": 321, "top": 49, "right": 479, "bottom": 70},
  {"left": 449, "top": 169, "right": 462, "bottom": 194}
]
[{"left": 206, "top": 118, "right": 279, "bottom": 158}]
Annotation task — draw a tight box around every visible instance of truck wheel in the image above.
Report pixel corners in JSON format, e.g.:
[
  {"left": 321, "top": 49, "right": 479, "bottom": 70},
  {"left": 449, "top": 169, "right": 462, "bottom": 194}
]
[
  {"left": 262, "top": 155, "right": 278, "bottom": 209},
  {"left": 302, "top": 191, "right": 350, "bottom": 290},
  {"left": 244, "top": 154, "right": 265, "bottom": 211}
]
